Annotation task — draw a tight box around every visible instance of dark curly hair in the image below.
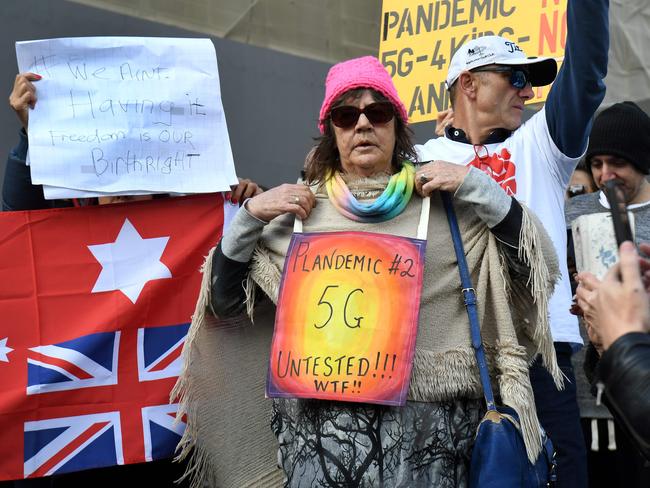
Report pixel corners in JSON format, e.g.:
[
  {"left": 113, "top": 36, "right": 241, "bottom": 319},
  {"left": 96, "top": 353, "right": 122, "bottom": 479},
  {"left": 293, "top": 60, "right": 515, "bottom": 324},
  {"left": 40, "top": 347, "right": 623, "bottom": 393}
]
[{"left": 304, "top": 89, "right": 416, "bottom": 185}]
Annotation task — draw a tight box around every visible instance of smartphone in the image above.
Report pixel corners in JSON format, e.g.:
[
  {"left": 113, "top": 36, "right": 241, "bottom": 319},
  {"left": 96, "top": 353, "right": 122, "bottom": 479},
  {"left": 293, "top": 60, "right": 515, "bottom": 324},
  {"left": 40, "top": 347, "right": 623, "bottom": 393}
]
[{"left": 603, "top": 179, "right": 634, "bottom": 246}]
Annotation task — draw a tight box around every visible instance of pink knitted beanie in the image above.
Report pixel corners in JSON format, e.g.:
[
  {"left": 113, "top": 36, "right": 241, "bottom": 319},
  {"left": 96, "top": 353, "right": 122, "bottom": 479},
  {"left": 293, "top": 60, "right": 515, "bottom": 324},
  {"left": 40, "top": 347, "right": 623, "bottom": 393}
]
[{"left": 318, "top": 56, "right": 409, "bottom": 134}]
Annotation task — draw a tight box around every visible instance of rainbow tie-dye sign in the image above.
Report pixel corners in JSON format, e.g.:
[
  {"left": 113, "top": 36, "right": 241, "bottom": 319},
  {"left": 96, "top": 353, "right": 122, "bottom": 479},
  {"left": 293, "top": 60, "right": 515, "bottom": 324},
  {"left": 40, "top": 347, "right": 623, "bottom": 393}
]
[{"left": 267, "top": 230, "right": 426, "bottom": 406}]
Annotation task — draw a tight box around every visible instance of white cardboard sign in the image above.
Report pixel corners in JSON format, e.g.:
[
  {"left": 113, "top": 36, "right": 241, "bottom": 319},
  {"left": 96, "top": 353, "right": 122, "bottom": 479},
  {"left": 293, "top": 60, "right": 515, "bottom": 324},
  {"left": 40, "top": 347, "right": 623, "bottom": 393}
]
[{"left": 16, "top": 37, "right": 238, "bottom": 197}]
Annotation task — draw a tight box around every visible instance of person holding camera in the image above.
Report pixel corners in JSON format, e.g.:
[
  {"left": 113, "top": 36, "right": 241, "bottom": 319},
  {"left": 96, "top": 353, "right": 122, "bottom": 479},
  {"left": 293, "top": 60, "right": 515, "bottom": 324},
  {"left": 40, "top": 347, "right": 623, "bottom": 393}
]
[
  {"left": 566, "top": 101, "right": 650, "bottom": 486},
  {"left": 575, "top": 241, "right": 650, "bottom": 462},
  {"left": 566, "top": 101, "right": 650, "bottom": 243}
]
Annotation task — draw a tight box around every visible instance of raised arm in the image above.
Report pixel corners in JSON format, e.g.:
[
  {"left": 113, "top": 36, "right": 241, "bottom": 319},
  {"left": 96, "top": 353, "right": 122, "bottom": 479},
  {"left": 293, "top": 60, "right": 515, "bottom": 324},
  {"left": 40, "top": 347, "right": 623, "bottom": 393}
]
[
  {"left": 2, "top": 73, "right": 52, "bottom": 211},
  {"left": 545, "top": 0, "right": 610, "bottom": 158},
  {"left": 2, "top": 129, "right": 53, "bottom": 211}
]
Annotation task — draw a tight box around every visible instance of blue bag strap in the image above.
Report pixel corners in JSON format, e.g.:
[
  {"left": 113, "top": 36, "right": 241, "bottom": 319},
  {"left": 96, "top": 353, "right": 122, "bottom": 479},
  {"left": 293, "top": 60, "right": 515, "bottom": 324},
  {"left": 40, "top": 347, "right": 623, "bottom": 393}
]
[{"left": 441, "top": 191, "right": 497, "bottom": 412}]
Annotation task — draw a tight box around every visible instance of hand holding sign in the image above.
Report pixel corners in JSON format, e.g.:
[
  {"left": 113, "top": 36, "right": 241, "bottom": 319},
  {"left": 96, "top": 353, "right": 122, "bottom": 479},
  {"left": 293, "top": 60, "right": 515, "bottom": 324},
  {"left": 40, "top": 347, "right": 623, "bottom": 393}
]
[
  {"left": 9, "top": 72, "right": 41, "bottom": 130},
  {"left": 15, "top": 37, "right": 239, "bottom": 198}
]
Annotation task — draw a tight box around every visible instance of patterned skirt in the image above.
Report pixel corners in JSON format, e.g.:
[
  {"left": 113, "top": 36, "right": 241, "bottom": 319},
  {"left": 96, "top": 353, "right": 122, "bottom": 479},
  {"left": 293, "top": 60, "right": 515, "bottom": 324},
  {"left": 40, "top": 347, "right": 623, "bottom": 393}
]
[{"left": 271, "top": 397, "right": 484, "bottom": 488}]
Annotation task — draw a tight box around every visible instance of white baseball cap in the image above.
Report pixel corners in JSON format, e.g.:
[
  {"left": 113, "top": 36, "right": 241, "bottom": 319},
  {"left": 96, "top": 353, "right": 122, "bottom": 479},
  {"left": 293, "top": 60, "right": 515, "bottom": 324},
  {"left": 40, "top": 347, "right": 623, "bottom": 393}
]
[{"left": 446, "top": 36, "right": 558, "bottom": 89}]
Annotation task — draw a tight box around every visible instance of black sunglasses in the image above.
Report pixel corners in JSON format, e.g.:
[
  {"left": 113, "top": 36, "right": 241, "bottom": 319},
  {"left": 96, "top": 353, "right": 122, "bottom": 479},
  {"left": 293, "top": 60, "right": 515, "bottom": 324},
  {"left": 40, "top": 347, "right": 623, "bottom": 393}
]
[
  {"left": 328, "top": 102, "right": 395, "bottom": 129},
  {"left": 471, "top": 66, "right": 531, "bottom": 89}
]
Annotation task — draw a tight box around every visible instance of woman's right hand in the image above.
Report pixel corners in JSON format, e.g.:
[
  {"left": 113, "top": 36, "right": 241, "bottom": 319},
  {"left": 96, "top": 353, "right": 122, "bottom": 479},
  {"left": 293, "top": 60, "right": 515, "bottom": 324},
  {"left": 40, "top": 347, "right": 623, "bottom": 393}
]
[
  {"left": 245, "top": 183, "right": 316, "bottom": 221},
  {"left": 9, "top": 72, "right": 41, "bottom": 130}
]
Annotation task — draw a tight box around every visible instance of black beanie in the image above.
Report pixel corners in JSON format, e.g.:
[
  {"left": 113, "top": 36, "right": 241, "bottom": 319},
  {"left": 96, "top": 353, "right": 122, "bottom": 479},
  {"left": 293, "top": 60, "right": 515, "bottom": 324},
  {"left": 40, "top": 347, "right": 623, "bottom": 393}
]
[{"left": 586, "top": 101, "right": 650, "bottom": 175}]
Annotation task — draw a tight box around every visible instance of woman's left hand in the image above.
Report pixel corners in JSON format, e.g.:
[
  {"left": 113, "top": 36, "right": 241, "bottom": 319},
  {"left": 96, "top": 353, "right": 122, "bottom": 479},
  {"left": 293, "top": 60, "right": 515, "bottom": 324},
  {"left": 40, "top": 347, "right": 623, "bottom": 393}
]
[{"left": 415, "top": 160, "right": 469, "bottom": 197}]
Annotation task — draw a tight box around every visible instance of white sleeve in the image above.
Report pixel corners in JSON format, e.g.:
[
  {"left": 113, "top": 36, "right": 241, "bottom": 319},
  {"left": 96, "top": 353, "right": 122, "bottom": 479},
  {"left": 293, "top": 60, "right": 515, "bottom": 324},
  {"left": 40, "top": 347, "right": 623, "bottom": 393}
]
[{"left": 517, "top": 107, "right": 582, "bottom": 189}]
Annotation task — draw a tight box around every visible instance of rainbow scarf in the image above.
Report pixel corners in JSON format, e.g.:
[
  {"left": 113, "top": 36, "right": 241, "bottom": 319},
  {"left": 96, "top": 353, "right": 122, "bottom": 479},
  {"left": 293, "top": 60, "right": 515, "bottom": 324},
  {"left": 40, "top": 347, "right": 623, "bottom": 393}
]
[{"left": 325, "top": 161, "right": 415, "bottom": 223}]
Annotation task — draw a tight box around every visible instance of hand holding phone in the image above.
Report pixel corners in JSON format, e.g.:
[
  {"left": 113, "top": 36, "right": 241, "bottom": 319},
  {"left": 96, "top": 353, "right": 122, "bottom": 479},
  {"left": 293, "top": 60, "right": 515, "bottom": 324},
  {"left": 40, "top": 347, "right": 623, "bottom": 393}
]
[
  {"left": 571, "top": 179, "right": 636, "bottom": 280},
  {"left": 603, "top": 179, "right": 634, "bottom": 246}
]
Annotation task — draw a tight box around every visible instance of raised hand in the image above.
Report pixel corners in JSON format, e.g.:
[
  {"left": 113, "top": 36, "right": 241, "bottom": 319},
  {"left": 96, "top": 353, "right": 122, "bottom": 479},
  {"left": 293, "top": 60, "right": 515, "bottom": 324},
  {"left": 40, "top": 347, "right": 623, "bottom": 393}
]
[
  {"left": 8, "top": 72, "right": 41, "bottom": 129},
  {"left": 434, "top": 108, "right": 454, "bottom": 137}
]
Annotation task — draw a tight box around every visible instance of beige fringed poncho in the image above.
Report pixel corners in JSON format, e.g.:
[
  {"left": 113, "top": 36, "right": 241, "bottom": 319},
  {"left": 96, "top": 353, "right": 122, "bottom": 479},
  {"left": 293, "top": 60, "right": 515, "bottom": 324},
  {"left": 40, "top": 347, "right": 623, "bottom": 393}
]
[{"left": 173, "top": 174, "right": 561, "bottom": 488}]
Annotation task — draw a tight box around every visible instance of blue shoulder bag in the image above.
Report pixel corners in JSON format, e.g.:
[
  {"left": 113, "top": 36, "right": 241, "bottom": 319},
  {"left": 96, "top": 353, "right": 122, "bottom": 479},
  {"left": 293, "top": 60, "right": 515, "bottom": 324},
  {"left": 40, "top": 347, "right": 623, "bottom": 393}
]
[{"left": 441, "top": 192, "right": 557, "bottom": 488}]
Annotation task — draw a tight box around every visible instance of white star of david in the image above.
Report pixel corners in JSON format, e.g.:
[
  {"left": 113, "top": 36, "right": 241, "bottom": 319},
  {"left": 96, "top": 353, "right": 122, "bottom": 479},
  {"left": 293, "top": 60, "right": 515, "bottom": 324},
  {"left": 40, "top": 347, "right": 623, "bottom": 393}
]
[{"left": 88, "top": 218, "right": 172, "bottom": 303}]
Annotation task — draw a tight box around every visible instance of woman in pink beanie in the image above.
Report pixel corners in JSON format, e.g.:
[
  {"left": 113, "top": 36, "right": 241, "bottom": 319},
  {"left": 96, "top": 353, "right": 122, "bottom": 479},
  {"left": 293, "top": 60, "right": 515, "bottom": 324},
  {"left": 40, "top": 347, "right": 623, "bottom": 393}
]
[{"left": 183, "top": 55, "right": 560, "bottom": 487}]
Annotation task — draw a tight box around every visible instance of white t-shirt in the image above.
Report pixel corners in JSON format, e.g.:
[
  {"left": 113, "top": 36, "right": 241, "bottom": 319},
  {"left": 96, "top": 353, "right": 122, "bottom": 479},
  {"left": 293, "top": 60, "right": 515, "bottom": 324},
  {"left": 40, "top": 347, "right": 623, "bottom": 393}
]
[{"left": 416, "top": 107, "right": 581, "bottom": 343}]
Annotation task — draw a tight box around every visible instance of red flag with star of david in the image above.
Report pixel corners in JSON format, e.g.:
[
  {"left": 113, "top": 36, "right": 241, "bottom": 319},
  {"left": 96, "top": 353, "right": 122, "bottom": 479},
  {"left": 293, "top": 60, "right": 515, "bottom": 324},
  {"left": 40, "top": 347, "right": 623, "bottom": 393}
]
[{"left": 0, "top": 193, "right": 225, "bottom": 480}]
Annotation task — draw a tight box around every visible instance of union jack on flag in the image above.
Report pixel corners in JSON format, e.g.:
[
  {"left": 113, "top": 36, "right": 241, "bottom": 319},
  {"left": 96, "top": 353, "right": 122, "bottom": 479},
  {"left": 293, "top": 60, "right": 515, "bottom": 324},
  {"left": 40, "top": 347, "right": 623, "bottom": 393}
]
[
  {"left": 24, "top": 411, "right": 124, "bottom": 478},
  {"left": 27, "top": 331, "right": 120, "bottom": 395},
  {"left": 138, "top": 323, "right": 190, "bottom": 382},
  {"left": 0, "top": 194, "right": 225, "bottom": 481}
]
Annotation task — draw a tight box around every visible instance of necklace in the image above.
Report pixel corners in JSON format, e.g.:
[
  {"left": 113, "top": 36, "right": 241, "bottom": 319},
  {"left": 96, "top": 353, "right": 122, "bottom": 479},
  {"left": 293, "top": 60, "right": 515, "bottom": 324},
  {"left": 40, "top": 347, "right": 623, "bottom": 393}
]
[{"left": 325, "top": 161, "right": 415, "bottom": 222}]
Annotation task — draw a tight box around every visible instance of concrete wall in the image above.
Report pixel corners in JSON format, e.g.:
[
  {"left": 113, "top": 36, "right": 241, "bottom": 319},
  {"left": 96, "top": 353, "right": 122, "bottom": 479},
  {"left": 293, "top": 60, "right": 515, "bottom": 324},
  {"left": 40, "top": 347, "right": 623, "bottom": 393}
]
[{"left": 68, "top": 0, "right": 382, "bottom": 64}]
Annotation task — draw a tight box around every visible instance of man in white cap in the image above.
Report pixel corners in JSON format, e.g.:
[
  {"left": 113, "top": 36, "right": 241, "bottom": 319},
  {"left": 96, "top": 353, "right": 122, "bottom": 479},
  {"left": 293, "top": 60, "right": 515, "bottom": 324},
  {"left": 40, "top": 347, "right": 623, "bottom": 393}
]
[{"left": 414, "top": 1, "right": 609, "bottom": 487}]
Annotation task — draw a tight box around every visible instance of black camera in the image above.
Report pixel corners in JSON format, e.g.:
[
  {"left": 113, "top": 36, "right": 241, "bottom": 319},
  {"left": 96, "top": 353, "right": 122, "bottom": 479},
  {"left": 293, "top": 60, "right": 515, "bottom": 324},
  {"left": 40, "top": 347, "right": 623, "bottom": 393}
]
[{"left": 567, "top": 184, "right": 587, "bottom": 198}]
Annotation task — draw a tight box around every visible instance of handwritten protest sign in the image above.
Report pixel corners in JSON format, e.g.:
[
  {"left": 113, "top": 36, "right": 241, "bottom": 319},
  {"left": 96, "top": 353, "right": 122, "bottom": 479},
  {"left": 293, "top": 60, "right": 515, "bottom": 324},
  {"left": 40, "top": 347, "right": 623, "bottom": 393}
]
[
  {"left": 41, "top": 185, "right": 155, "bottom": 200},
  {"left": 267, "top": 231, "right": 426, "bottom": 406},
  {"left": 380, "top": 0, "right": 568, "bottom": 122},
  {"left": 16, "top": 37, "right": 238, "bottom": 197}
]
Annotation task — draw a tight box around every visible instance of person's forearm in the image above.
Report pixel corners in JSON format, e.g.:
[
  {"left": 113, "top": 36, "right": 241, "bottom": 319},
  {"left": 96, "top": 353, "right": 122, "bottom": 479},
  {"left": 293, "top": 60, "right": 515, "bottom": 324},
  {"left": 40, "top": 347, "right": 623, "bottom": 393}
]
[
  {"left": 2, "top": 129, "right": 48, "bottom": 211},
  {"left": 545, "top": 0, "right": 609, "bottom": 158},
  {"left": 454, "top": 167, "right": 522, "bottom": 247},
  {"left": 210, "top": 242, "right": 251, "bottom": 318},
  {"left": 210, "top": 204, "right": 267, "bottom": 317},
  {"left": 454, "top": 167, "right": 530, "bottom": 277},
  {"left": 545, "top": 0, "right": 609, "bottom": 157},
  {"left": 220, "top": 203, "right": 267, "bottom": 262}
]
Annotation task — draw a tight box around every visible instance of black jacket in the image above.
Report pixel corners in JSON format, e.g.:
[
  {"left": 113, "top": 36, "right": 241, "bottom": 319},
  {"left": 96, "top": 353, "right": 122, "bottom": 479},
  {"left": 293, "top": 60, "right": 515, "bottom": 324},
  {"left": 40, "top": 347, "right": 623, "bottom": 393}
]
[
  {"left": 2, "top": 129, "right": 72, "bottom": 211},
  {"left": 588, "top": 332, "right": 650, "bottom": 460}
]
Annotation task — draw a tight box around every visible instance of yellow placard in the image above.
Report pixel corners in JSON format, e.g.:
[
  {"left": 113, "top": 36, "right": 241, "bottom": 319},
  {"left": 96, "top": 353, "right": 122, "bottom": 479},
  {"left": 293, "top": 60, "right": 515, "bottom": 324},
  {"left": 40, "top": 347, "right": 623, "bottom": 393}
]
[{"left": 379, "top": 0, "right": 568, "bottom": 123}]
